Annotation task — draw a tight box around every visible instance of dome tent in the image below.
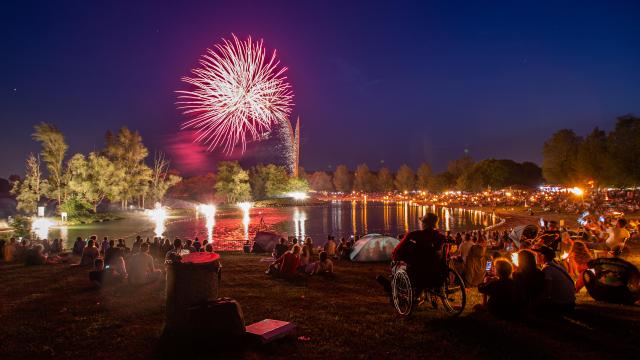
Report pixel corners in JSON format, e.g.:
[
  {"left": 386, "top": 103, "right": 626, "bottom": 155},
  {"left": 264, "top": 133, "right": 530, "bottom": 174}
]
[
  {"left": 252, "top": 231, "right": 281, "bottom": 253},
  {"left": 349, "top": 234, "right": 399, "bottom": 262}
]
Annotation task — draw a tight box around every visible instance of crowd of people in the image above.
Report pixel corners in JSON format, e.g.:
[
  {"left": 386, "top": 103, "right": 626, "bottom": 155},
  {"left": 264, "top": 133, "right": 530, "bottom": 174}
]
[{"left": 266, "top": 236, "right": 338, "bottom": 279}]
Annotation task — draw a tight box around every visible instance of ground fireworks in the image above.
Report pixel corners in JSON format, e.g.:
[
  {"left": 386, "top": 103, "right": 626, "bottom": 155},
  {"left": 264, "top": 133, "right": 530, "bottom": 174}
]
[{"left": 177, "top": 34, "right": 293, "bottom": 155}]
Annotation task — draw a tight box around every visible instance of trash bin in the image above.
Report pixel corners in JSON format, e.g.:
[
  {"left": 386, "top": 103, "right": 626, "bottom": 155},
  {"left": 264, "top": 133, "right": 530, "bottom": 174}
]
[{"left": 165, "top": 252, "right": 221, "bottom": 334}]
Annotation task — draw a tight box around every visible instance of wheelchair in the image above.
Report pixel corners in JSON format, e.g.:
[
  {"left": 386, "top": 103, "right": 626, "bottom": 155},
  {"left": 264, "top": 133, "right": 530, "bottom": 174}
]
[{"left": 391, "top": 244, "right": 466, "bottom": 317}]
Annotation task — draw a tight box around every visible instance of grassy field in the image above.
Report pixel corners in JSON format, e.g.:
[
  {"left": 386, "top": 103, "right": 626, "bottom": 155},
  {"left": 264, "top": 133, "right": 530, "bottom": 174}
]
[{"left": 2, "top": 251, "right": 640, "bottom": 360}]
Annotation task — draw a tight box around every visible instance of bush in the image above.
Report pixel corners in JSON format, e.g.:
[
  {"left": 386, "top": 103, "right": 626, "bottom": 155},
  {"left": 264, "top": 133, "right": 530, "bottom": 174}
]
[
  {"left": 59, "top": 197, "right": 91, "bottom": 219},
  {"left": 9, "top": 215, "right": 31, "bottom": 238}
]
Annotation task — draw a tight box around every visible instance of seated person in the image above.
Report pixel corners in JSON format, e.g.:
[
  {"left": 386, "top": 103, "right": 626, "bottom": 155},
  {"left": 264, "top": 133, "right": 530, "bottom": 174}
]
[
  {"left": 89, "top": 258, "right": 106, "bottom": 287},
  {"left": 80, "top": 239, "right": 100, "bottom": 266},
  {"left": 336, "top": 238, "right": 351, "bottom": 260},
  {"left": 128, "top": 243, "right": 162, "bottom": 285},
  {"left": 463, "top": 243, "right": 487, "bottom": 287},
  {"left": 104, "top": 240, "right": 128, "bottom": 278},
  {"left": 273, "top": 238, "right": 289, "bottom": 259},
  {"left": 535, "top": 245, "right": 576, "bottom": 314},
  {"left": 165, "top": 238, "right": 184, "bottom": 264},
  {"left": 311, "top": 251, "right": 334, "bottom": 276},
  {"left": 392, "top": 213, "right": 447, "bottom": 291},
  {"left": 24, "top": 244, "right": 48, "bottom": 266},
  {"left": 478, "top": 259, "right": 518, "bottom": 319},
  {"left": 268, "top": 245, "right": 301, "bottom": 278},
  {"left": 324, "top": 236, "right": 337, "bottom": 258},
  {"left": 513, "top": 249, "right": 544, "bottom": 311}
]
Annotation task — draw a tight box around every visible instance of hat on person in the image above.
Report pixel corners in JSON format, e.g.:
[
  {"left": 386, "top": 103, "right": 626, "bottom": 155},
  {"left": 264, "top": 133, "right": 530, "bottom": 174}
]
[
  {"left": 533, "top": 245, "right": 555, "bottom": 259},
  {"left": 419, "top": 213, "right": 439, "bottom": 229}
]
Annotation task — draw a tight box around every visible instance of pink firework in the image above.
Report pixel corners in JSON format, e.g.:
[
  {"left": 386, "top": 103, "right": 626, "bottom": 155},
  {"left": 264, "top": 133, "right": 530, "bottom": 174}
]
[{"left": 177, "top": 35, "right": 293, "bottom": 155}]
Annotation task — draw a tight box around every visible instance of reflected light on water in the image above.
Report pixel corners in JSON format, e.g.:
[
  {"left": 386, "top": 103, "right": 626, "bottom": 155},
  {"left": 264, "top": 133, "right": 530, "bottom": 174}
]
[
  {"left": 146, "top": 202, "right": 168, "bottom": 237},
  {"left": 197, "top": 204, "right": 216, "bottom": 242},
  {"left": 444, "top": 208, "right": 451, "bottom": 231},
  {"left": 294, "top": 207, "right": 307, "bottom": 239},
  {"left": 32, "top": 218, "right": 55, "bottom": 240}
]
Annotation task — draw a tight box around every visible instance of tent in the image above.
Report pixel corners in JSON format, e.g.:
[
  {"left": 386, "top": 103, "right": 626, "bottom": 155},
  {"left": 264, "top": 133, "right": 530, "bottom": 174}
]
[
  {"left": 509, "top": 225, "right": 539, "bottom": 248},
  {"left": 349, "top": 234, "right": 399, "bottom": 262},
  {"left": 252, "top": 231, "right": 281, "bottom": 253}
]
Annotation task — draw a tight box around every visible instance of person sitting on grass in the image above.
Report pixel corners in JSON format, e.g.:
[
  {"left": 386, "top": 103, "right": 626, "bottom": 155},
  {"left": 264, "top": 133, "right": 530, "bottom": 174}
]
[
  {"left": 165, "top": 238, "right": 183, "bottom": 264},
  {"left": 273, "top": 238, "right": 289, "bottom": 259},
  {"left": 24, "top": 244, "right": 49, "bottom": 266},
  {"left": 568, "top": 240, "right": 592, "bottom": 293},
  {"left": 324, "top": 236, "right": 337, "bottom": 258},
  {"left": 478, "top": 258, "right": 519, "bottom": 320},
  {"left": 104, "top": 240, "right": 128, "bottom": 279},
  {"left": 80, "top": 239, "right": 100, "bottom": 266},
  {"left": 311, "top": 251, "right": 334, "bottom": 276},
  {"left": 535, "top": 245, "right": 576, "bottom": 315},
  {"left": 513, "top": 249, "right": 544, "bottom": 311},
  {"left": 204, "top": 243, "right": 214, "bottom": 253},
  {"left": 89, "top": 258, "right": 106, "bottom": 287},
  {"left": 337, "top": 237, "right": 351, "bottom": 260},
  {"left": 3, "top": 237, "right": 17, "bottom": 262},
  {"left": 128, "top": 243, "right": 162, "bottom": 285},
  {"left": 268, "top": 245, "right": 301, "bottom": 279}
]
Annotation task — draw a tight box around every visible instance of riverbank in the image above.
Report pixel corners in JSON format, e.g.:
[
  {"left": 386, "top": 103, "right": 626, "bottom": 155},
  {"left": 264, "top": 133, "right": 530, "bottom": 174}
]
[{"left": 1, "top": 253, "right": 639, "bottom": 359}]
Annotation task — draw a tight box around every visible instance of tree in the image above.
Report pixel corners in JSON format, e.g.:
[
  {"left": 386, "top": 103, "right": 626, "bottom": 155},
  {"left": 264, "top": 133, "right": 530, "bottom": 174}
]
[
  {"left": 447, "top": 155, "right": 474, "bottom": 180},
  {"left": 167, "top": 173, "right": 216, "bottom": 203},
  {"left": 608, "top": 114, "right": 640, "bottom": 186},
  {"left": 65, "top": 152, "right": 126, "bottom": 212},
  {"left": 287, "top": 177, "right": 310, "bottom": 193},
  {"left": 149, "top": 151, "right": 182, "bottom": 205},
  {"left": 32, "top": 123, "right": 68, "bottom": 205},
  {"left": 308, "top": 171, "right": 334, "bottom": 192},
  {"left": 249, "top": 164, "right": 289, "bottom": 199},
  {"left": 215, "top": 161, "right": 252, "bottom": 203},
  {"left": 353, "top": 164, "right": 375, "bottom": 192},
  {"left": 104, "top": 127, "right": 152, "bottom": 208},
  {"left": 12, "top": 154, "right": 49, "bottom": 214},
  {"left": 333, "top": 165, "right": 352, "bottom": 193},
  {"left": 576, "top": 127, "right": 613, "bottom": 186},
  {"left": 377, "top": 167, "right": 395, "bottom": 192},
  {"left": 416, "top": 163, "right": 432, "bottom": 191},
  {"left": 394, "top": 164, "right": 415, "bottom": 192},
  {"left": 542, "top": 129, "right": 582, "bottom": 185},
  {"left": 427, "top": 172, "right": 455, "bottom": 192}
]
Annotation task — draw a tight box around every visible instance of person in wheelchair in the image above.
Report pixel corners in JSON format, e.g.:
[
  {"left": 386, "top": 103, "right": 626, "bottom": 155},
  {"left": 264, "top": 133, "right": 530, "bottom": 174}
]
[{"left": 391, "top": 213, "right": 449, "bottom": 293}]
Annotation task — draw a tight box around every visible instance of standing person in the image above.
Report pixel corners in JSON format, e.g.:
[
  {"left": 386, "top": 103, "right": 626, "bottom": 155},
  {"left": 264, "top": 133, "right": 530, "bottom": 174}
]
[
  {"left": 80, "top": 239, "right": 100, "bottom": 266},
  {"left": 132, "top": 236, "right": 143, "bottom": 253},
  {"left": 73, "top": 236, "right": 86, "bottom": 256},
  {"left": 101, "top": 237, "right": 110, "bottom": 256},
  {"left": 392, "top": 213, "right": 447, "bottom": 291},
  {"left": 3, "top": 237, "right": 17, "bottom": 262},
  {"left": 535, "top": 246, "right": 576, "bottom": 314}
]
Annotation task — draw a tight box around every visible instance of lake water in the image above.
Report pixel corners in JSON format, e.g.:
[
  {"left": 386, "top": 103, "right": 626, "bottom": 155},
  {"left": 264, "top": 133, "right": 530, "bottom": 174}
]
[{"left": 41, "top": 201, "right": 498, "bottom": 250}]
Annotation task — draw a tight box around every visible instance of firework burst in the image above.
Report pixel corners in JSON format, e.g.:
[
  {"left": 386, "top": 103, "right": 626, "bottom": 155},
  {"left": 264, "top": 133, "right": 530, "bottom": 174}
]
[{"left": 177, "top": 35, "right": 293, "bottom": 155}]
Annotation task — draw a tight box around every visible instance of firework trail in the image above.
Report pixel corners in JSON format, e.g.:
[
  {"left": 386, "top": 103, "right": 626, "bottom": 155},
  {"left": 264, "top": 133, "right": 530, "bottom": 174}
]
[{"left": 177, "top": 35, "right": 293, "bottom": 155}]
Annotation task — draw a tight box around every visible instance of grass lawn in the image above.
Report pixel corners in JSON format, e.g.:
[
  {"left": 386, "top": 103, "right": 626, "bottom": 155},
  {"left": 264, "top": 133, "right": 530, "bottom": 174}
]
[{"left": 2, "top": 252, "right": 640, "bottom": 359}]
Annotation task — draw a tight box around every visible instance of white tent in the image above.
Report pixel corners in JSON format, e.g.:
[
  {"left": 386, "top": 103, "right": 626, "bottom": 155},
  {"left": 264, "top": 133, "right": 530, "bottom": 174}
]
[
  {"left": 252, "top": 231, "right": 281, "bottom": 253},
  {"left": 349, "top": 234, "right": 399, "bottom": 262}
]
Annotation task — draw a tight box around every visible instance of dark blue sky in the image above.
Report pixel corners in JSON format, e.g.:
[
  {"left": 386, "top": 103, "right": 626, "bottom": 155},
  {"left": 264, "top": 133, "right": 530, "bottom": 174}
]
[{"left": 2, "top": 0, "right": 639, "bottom": 177}]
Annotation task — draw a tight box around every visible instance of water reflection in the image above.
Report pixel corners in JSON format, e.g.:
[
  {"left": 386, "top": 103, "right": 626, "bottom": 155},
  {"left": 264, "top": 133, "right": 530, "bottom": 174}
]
[{"left": 293, "top": 207, "right": 306, "bottom": 239}]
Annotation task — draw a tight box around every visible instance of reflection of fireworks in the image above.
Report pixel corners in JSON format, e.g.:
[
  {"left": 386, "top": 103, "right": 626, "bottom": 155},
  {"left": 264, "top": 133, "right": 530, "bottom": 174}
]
[
  {"left": 197, "top": 204, "right": 216, "bottom": 242},
  {"left": 177, "top": 34, "right": 293, "bottom": 155},
  {"left": 237, "top": 202, "right": 253, "bottom": 240}
]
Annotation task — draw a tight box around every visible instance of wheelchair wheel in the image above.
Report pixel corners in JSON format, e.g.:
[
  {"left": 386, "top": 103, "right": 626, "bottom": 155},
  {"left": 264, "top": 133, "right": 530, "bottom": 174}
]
[
  {"left": 441, "top": 268, "right": 466, "bottom": 316},
  {"left": 392, "top": 268, "right": 415, "bottom": 316}
]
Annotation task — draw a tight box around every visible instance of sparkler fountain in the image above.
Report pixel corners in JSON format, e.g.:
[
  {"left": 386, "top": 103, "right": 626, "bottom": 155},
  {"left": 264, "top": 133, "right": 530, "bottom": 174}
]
[
  {"left": 197, "top": 204, "right": 216, "bottom": 243},
  {"left": 146, "top": 202, "right": 168, "bottom": 237}
]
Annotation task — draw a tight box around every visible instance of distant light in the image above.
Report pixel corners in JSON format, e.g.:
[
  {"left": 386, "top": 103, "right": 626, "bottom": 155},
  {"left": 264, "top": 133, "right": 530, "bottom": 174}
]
[
  {"left": 511, "top": 252, "right": 519, "bottom": 267},
  {"left": 570, "top": 187, "right": 584, "bottom": 196},
  {"left": 37, "top": 206, "right": 45, "bottom": 217},
  {"left": 287, "top": 192, "right": 308, "bottom": 200}
]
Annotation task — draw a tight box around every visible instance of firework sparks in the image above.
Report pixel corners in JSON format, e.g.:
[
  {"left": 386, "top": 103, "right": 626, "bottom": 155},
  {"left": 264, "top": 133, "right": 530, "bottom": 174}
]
[{"left": 177, "top": 34, "right": 293, "bottom": 155}]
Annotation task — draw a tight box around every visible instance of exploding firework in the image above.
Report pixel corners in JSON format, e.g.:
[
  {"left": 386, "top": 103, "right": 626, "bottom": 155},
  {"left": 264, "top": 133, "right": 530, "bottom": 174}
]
[{"left": 177, "top": 34, "right": 293, "bottom": 155}]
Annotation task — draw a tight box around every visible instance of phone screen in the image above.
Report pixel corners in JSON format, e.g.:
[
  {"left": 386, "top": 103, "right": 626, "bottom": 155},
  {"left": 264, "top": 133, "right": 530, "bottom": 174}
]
[
  {"left": 599, "top": 216, "right": 605, "bottom": 223},
  {"left": 485, "top": 260, "right": 492, "bottom": 272}
]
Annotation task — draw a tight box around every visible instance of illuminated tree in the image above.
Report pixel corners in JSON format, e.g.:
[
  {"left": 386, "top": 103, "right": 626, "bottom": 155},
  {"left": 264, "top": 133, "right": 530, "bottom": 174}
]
[
  {"left": 353, "top": 164, "right": 375, "bottom": 192},
  {"left": 32, "top": 123, "right": 68, "bottom": 205},
  {"left": 377, "top": 167, "right": 395, "bottom": 192},
  {"left": 308, "top": 171, "right": 334, "bottom": 192},
  {"left": 12, "top": 154, "right": 49, "bottom": 214},
  {"left": 215, "top": 161, "right": 252, "bottom": 203},
  {"left": 332, "top": 165, "right": 352, "bottom": 193},
  {"left": 394, "top": 164, "right": 415, "bottom": 192},
  {"left": 416, "top": 163, "right": 432, "bottom": 191}
]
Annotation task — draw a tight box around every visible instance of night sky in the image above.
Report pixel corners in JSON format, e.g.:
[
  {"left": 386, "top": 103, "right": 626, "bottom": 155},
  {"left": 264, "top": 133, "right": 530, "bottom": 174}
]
[{"left": 2, "top": 0, "right": 639, "bottom": 177}]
